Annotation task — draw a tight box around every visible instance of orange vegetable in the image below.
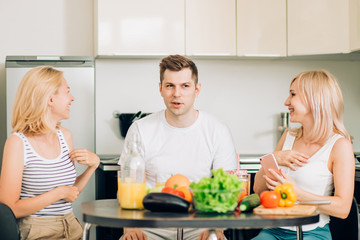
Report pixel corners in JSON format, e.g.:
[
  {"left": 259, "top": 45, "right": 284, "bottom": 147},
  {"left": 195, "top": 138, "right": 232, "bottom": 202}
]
[
  {"left": 238, "top": 191, "right": 248, "bottom": 203},
  {"left": 165, "top": 174, "right": 191, "bottom": 189},
  {"left": 176, "top": 186, "right": 192, "bottom": 203}
]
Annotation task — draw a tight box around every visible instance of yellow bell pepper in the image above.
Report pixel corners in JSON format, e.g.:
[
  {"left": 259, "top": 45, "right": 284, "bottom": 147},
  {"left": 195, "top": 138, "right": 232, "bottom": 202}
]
[{"left": 275, "top": 183, "right": 297, "bottom": 207}]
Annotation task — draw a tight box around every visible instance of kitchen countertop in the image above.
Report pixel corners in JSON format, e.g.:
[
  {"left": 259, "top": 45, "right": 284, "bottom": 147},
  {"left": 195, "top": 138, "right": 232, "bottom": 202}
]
[
  {"left": 98, "top": 154, "right": 120, "bottom": 171},
  {"left": 95, "top": 153, "right": 360, "bottom": 172}
]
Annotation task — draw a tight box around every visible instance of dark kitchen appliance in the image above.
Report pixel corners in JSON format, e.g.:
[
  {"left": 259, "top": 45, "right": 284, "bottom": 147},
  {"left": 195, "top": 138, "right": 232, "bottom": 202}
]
[
  {"left": 95, "top": 155, "right": 122, "bottom": 240},
  {"left": 114, "top": 111, "right": 151, "bottom": 138},
  {"left": 354, "top": 153, "right": 360, "bottom": 213}
]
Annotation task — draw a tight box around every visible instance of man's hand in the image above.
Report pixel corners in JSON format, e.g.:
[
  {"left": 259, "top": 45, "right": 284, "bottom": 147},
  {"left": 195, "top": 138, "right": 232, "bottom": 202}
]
[
  {"left": 123, "top": 228, "right": 148, "bottom": 240},
  {"left": 199, "top": 229, "right": 225, "bottom": 240},
  {"left": 273, "top": 150, "right": 309, "bottom": 171}
]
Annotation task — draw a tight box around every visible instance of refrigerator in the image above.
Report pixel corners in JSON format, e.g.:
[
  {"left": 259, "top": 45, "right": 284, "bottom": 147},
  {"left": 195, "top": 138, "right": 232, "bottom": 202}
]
[{"left": 5, "top": 56, "right": 95, "bottom": 227}]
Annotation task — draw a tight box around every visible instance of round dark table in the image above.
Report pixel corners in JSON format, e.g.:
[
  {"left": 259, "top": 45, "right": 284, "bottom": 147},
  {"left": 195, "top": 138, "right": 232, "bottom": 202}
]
[{"left": 82, "top": 199, "right": 319, "bottom": 240}]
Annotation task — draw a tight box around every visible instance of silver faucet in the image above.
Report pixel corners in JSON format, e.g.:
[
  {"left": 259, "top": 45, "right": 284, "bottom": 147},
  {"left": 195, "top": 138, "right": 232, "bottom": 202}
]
[{"left": 278, "top": 112, "right": 289, "bottom": 134}]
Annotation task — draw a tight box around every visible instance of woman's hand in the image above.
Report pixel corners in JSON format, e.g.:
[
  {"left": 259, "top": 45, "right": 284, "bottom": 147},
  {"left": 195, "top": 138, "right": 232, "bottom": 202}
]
[
  {"left": 69, "top": 149, "right": 100, "bottom": 168},
  {"left": 123, "top": 228, "right": 148, "bottom": 240},
  {"left": 57, "top": 186, "right": 79, "bottom": 202},
  {"left": 199, "top": 229, "right": 225, "bottom": 240},
  {"left": 264, "top": 169, "right": 297, "bottom": 191},
  {"left": 273, "top": 150, "right": 309, "bottom": 171}
]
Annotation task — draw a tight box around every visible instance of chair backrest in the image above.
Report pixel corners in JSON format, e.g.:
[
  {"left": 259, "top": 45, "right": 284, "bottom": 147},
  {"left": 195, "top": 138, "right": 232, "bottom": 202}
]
[
  {"left": 329, "top": 197, "right": 359, "bottom": 240},
  {"left": 0, "top": 202, "right": 20, "bottom": 240}
]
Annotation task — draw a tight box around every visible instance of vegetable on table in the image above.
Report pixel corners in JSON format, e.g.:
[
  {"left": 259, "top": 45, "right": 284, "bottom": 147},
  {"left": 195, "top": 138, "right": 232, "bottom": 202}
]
[
  {"left": 143, "top": 192, "right": 190, "bottom": 212},
  {"left": 176, "top": 186, "right": 193, "bottom": 203},
  {"left": 165, "top": 174, "right": 191, "bottom": 189},
  {"left": 238, "top": 191, "right": 248, "bottom": 203},
  {"left": 239, "top": 193, "right": 260, "bottom": 212},
  {"left": 275, "top": 183, "right": 297, "bottom": 207},
  {"left": 189, "top": 168, "right": 242, "bottom": 213},
  {"left": 162, "top": 187, "right": 185, "bottom": 198},
  {"left": 260, "top": 190, "right": 280, "bottom": 208}
]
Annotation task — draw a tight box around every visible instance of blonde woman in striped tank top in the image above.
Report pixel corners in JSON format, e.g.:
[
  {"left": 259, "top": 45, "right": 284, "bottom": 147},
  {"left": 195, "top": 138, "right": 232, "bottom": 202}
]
[
  {"left": 0, "top": 66, "right": 100, "bottom": 240},
  {"left": 253, "top": 70, "right": 354, "bottom": 240}
]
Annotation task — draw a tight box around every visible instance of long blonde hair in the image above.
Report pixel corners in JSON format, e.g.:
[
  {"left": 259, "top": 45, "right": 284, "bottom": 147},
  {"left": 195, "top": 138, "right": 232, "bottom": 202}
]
[
  {"left": 288, "top": 70, "right": 351, "bottom": 143},
  {"left": 11, "top": 66, "right": 63, "bottom": 135}
]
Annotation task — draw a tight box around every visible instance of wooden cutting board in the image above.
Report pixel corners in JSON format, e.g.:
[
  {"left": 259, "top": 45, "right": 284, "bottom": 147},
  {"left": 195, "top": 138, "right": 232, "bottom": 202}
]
[{"left": 253, "top": 204, "right": 317, "bottom": 216}]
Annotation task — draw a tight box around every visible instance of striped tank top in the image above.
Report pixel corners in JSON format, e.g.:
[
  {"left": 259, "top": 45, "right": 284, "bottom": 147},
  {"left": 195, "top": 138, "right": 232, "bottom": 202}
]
[{"left": 15, "top": 130, "right": 77, "bottom": 217}]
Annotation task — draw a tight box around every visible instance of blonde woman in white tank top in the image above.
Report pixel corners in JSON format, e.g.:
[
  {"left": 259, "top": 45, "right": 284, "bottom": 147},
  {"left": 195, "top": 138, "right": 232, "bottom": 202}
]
[{"left": 253, "top": 70, "right": 354, "bottom": 240}]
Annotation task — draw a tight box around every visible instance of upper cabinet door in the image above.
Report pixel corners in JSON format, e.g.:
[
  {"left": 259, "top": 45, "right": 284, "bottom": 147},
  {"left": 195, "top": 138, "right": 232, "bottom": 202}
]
[
  {"left": 288, "top": 0, "right": 350, "bottom": 55},
  {"left": 185, "top": 0, "right": 236, "bottom": 56},
  {"left": 237, "top": 0, "right": 286, "bottom": 57},
  {"left": 350, "top": 0, "right": 360, "bottom": 52},
  {"left": 95, "top": 0, "right": 184, "bottom": 56}
]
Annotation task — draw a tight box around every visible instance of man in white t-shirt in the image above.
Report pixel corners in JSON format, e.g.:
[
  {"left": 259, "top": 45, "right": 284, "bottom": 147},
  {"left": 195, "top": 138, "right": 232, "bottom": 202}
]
[{"left": 119, "top": 55, "right": 237, "bottom": 240}]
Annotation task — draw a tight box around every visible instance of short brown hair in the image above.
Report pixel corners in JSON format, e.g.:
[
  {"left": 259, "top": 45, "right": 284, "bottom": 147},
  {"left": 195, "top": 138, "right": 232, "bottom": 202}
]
[{"left": 159, "top": 55, "right": 198, "bottom": 84}]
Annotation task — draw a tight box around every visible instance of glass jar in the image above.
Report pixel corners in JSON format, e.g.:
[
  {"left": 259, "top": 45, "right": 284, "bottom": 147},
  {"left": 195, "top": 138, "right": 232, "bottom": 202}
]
[{"left": 237, "top": 170, "right": 250, "bottom": 196}]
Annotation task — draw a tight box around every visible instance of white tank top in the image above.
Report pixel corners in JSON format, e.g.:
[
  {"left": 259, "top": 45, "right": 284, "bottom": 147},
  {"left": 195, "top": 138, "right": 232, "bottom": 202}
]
[{"left": 281, "top": 131, "right": 343, "bottom": 231}]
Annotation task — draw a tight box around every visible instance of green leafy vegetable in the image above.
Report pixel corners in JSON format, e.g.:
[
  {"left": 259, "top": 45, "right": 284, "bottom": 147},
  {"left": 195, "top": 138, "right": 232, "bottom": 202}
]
[{"left": 189, "top": 169, "right": 242, "bottom": 213}]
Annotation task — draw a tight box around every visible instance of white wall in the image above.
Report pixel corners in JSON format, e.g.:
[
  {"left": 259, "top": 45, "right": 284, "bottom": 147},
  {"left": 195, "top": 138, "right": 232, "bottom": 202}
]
[{"left": 95, "top": 58, "right": 360, "bottom": 155}]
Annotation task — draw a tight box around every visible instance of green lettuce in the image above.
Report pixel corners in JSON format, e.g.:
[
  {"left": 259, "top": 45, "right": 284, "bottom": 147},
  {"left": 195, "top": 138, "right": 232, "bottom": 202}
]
[{"left": 189, "top": 169, "right": 242, "bottom": 213}]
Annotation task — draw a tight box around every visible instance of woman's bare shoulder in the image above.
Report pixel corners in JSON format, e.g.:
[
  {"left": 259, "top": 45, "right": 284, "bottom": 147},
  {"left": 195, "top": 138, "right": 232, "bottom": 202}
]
[
  {"left": 3, "top": 134, "right": 24, "bottom": 164},
  {"left": 332, "top": 137, "right": 352, "bottom": 152},
  {"left": 275, "top": 129, "right": 289, "bottom": 151},
  {"left": 331, "top": 137, "right": 353, "bottom": 163},
  {"left": 5, "top": 134, "right": 23, "bottom": 147},
  {"left": 59, "top": 126, "right": 72, "bottom": 138},
  {"left": 59, "top": 126, "right": 73, "bottom": 149}
]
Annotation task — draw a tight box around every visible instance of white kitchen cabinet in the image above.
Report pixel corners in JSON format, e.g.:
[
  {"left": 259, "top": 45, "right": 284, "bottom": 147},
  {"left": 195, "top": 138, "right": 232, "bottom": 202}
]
[
  {"left": 237, "top": 0, "right": 286, "bottom": 57},
  {"left": 185, "top": 0, "right": 236, "bottom": 56},
  {"left": 94, "top": 0, "right": 184, "bottom": 55},
  {"left": 288, "top": 0, "right": 352, "bottom": 55},
  {"left": 350, "top": 0, "right": 360, "bottom": 52}
]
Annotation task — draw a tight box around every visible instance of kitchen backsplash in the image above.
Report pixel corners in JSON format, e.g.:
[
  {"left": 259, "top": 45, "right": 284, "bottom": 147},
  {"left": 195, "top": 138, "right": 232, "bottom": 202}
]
[{"left": 95, "top": 58, "right": 360, "bottom": 155}]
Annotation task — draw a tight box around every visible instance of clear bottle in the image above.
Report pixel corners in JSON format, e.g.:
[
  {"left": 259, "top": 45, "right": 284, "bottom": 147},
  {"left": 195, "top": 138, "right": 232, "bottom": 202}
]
[{"left": 119, "top": 139, "right": 146, "bottom": 209}]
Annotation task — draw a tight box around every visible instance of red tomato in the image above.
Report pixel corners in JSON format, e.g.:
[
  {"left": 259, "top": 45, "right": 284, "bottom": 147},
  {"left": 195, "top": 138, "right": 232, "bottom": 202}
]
[
  {"left": 260, "top": 190, "right": 280, "bottom": 208},
  {"left": 162, "top": 187, "right": 176, "bottom": 194},
  {"left": 161, "top": 187, "right": 185, "bottom": 198}
]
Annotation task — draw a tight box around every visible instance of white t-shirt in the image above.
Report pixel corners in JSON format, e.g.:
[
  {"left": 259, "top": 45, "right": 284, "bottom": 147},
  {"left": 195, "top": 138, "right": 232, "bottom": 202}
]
[
  {"left": 118, "top": 110, "right": 237, "bottom": 240},
  {"left": 119, "top": 110, "right": 237, "bottom": 188}
]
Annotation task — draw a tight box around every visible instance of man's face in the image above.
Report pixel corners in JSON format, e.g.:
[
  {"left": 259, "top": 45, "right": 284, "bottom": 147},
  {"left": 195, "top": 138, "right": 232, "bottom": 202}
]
[{"left": 159, "top": 68, "right": 200, "bottom": 118}]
